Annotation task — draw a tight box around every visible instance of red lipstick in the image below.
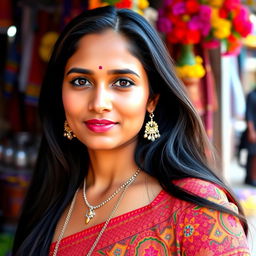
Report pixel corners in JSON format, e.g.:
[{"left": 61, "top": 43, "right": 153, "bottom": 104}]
[{"left": 85, "top": 119, "right": 117, "bottom": 133}]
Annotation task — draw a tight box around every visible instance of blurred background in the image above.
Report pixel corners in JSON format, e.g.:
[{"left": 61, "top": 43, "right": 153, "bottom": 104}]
[{"left": 0, "top": 0, "right": 256, "bottom": 255}]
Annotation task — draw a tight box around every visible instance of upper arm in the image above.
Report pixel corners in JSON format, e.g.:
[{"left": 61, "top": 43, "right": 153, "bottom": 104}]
[{"left": 173, "top": 178, "right": 250, "bottom": 255}]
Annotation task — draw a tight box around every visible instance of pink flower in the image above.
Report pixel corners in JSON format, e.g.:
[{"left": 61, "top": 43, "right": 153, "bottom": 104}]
[
  {"left": 199, "top": 5, "right": 211, "bottom": 20},
  {"left": 144, "top": 246, "right": 159, "bottom": 256},
  {"left": 188, "top": 5, "right": 211, "bottom": 36},
  {"left": 201, "top": 23, "right": 211, "bottom": 36},
  {"left": 163, "top": 0, "right": 173, "bottom": 7},
  {"left": 172, "top": 2, "right": 186, "bottom": 15},
  {"left": 233, "top": 7, "right": 253, "bottom": 37},
  {"left": 224, "top": 0, "right": 241, "bottom": 10},
  {"left": 188, "top": 16, "right": 202, "bottom": 30},
  {"left": 237, "top": 6, "right": 249, "bottom": 19},
  {"left": 188, "top": 16, "right": 211, "bottom": 36},
  {"left": 157, "top": 17, "right": 172, "bottom": 33}
]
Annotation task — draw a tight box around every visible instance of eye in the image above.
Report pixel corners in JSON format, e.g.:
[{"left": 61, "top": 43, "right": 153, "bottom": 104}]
[
  {"left": 70, "top": 77, "right": 91, "bottom": 87},
  {"left": 113, "top": 78, "right": 135, "bottom": 88}
]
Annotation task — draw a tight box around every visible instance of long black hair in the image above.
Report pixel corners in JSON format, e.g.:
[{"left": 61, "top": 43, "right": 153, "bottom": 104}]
[{"left": 13, "top": 6, "right": 247, "bottom": 255}]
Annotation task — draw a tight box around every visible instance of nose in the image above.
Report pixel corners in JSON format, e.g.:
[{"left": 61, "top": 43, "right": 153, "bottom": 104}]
[{"left": 88, "top": 85, "right": 112, "bottom": 113}]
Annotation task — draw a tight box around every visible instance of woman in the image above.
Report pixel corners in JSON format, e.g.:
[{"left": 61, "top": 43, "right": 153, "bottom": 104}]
[{"left": 13, "top": 6, "right": 250, "bottom": 255}]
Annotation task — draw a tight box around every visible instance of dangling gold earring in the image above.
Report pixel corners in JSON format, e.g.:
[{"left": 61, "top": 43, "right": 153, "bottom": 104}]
[
  {"left": 144, "top": 112, "right": 160, "bottom": 141},
  {"left": 64, "top": 120, "right": 76, "bottom": 140}
]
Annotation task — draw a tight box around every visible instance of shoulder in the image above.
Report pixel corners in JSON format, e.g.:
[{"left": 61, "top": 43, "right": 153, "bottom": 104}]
[
  {"left": 173, "top": 177, "right": 238, "bottom": 213},
  {"left": 171, "top": 178, "right": 250, "bottom": 255}
]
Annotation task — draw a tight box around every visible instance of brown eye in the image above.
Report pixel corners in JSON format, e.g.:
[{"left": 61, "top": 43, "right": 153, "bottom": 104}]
[
  {"left": 113, "top": 79, "right": 135, "bottom": 88},
  {"left": 71, "top": 78, "right": 91, "bottom": 87}
]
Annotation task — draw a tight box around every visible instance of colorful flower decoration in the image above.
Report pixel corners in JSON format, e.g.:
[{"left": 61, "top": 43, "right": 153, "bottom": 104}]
[
  {"left": 157, "top": 0, "right": 212, "bottom": 45},
  {"left": 206, "top": 0, "right": 253, "bottom": 55},
  {"left": 176, "top": 44, "right": 205, "bottom": 79},
  {"left": 101, "top": 0, "right": 149, "bottom": 13},
  {"left": 157, "top": 0, "right": 253, "bottom": 82},
  {"left": 157, "top": 0, "right": 253, "bottom": 55}
]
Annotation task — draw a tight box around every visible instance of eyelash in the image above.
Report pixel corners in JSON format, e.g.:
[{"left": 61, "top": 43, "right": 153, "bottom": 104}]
[
  {"left": 70, "top": 77, "right": 135, "bottom": 88},
  {"left": 112, "top": 78, "right": 135, "bottom": 88},
  {"left": 70, "top": 77, "right": 91, "bottom": 87}
]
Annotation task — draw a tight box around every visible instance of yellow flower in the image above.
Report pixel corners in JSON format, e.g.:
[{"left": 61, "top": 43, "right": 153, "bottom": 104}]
[
  {"left": 135, "top": 9, "right": 144, "bottom": 16},
  {"left": 176, "top": 57, "right": 206, "bottom": 79},
  {"left": 212, "top": 18, "right": 231, "bottom": 39},
  {"left": 138, "top": 0, "right": 149, "bottom": 10},
  {"left": 207, "top": 0, "right": 224, "bottom": 8}
]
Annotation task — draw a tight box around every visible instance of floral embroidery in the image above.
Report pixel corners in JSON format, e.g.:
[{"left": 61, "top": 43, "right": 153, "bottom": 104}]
[
  {"left": 184, "top": 224, "right": 194, "bottom": 237},
  {"left": 49, "top": 178, "right": 249, "bottom": 256},
  {"left": 144, "top": 246, "right": 159, "bottom": 256},
  {"left": 134, "top": 237, "right": 168, "bottom": 256},
  {"left": 227, "top": 215, "right": 237, "bottom": 227},
  {"left": 113, "top": 248, "right": 121, "bottom": 256},
  {"left": 179, "top": 217, "right": 199, "bottom": 242}
]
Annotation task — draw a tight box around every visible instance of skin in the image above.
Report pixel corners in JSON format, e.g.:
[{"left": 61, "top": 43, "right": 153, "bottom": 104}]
[{"left": 53, "top": 30, "right": 162, "bottom": 242}]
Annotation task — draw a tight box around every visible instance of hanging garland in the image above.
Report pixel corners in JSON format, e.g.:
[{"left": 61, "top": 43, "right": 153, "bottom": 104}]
[
  {"left": 89, "top": 0, "right": 149, "bottom": 14},
  {"left": 157, "top": 0, "right": 253, "bottom": 55}
]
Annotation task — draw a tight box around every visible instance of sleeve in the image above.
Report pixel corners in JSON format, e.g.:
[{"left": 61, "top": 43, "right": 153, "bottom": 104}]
[{"left": 174, "top": 178, "right": 251, "bottom": 256}]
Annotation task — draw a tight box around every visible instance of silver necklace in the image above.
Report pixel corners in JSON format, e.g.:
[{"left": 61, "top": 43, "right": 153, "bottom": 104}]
[
  {"left": 52, "top": 190, "right": 78, "bottom": 256},
  {"left": 83, "top": 168, "right": 140, "bottom": 224},
  {"left": 52, "top": 170, "right": 140, "bottom": 256}
]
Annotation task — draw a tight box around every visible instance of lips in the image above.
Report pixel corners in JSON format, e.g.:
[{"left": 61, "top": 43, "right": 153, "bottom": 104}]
[{"left": 84, "top": 119, "right": 117, "bottom": 133}]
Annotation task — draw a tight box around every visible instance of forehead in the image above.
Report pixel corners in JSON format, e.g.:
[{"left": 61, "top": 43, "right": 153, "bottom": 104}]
[{"left": 65, "top": 30, "right": 144, "bottom": 71}]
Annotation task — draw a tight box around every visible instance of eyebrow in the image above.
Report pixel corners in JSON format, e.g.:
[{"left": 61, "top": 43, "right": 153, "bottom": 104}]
[
  {"left": 66, "top": 68, "right": 93, "bottom": 76},
  {"left": 107, "top": 69, "right": 140, "bottom": 78},
  {"left": 66, "top": 68, "right": 140, "bottom": 78}
]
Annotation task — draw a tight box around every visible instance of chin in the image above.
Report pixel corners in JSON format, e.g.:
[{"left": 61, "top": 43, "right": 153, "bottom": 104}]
[
  {"left": 82, "top": 137, "right": 138, "bottom": 152},
  {"left": 82, "top": 138, "right": 121, "bottom": 151}
]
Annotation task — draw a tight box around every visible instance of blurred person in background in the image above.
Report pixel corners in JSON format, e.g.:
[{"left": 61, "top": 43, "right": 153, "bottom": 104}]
[{"left": 245, "top": 87, "right": 256, "bottom": 186}]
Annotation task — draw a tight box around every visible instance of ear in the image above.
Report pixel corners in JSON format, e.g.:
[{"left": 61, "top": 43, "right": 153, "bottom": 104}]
[{"left": 146, "top": 94, "right": 160, "bottom": 113}]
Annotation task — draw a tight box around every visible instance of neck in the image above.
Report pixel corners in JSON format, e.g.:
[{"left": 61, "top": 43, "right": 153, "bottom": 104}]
[{"left": 86, "top": 142, "right": 139, "bottom": 189}]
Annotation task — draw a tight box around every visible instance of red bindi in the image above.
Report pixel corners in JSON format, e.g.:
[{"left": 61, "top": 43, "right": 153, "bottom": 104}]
[{"left": 99, "top": 66, "right": 103, "bottom": 69}]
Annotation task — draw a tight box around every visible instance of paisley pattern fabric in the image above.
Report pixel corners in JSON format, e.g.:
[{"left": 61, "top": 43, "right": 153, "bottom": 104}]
[{"left": 49, "top": 178, "right": 250, "bottom": 255}]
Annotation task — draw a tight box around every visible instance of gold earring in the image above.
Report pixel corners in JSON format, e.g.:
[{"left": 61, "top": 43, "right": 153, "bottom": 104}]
[
  {"left": 64, "top": 120, "right": 76, "bottom": 140},
  {"left": 144, "top": 112, "right": 160, "bottom": 141}
]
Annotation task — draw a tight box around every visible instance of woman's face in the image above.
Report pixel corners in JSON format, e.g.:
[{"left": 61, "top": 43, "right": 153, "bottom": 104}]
[{"left": 62, "top": 29, "right": 158, "bottom": 151}]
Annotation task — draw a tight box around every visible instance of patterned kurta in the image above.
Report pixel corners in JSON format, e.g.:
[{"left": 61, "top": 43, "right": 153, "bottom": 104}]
[{"left": 49, "top": 178, "right": 250, "bottom": 255}]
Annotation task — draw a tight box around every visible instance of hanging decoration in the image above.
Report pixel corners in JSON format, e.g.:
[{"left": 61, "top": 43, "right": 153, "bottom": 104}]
[
  {"left": 175, "top": 44, "right": 205, "bottom": 79},
  {"left": 205, "top": 0, "right": 253, "bottom": 55},
  {"left": 99, "top": 0, "right": 149, "bottom": 14},
  {"left": 157, "top": 1, "right": 212, "bottom": 45},
  {"left": 157, "top": 0, "right": 210, "bottom": 83},
  {"left": 175, "top": 44, "right": 205, "bottom": 115},
  {"left": 157, "top": 0, "right": 253, "bottom": 56},
  {"left": 39, "top": 32, "right": 59, "bottom": 62},
  {"left": 104, "top": 0, "right": 133, "bottom": 9},
  {"left": 0, "top": 0, "right": 12, "bottom": 27}
]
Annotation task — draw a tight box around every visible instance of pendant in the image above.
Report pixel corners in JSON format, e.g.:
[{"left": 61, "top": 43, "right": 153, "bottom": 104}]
[{"left": 85, "top": 208, "right": 95, "bottom": 224}]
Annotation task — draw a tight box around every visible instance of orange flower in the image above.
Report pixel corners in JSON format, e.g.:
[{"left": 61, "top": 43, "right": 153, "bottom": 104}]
[{"left": 179, "top": 217, "right": 200, "bottom": 243}]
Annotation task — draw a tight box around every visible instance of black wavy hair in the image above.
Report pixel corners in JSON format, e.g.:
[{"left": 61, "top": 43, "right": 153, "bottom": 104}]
[{"left": 13, "top": 6, "right": 247, "bottom": 255}]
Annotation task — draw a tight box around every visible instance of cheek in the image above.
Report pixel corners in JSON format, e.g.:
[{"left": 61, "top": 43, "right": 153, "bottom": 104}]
[
  {"left": 62, "top": 88, "right": 83, "bottom": 116},
  {"left": 119, "top": 88, "right": 149, "bottom": 120}
]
